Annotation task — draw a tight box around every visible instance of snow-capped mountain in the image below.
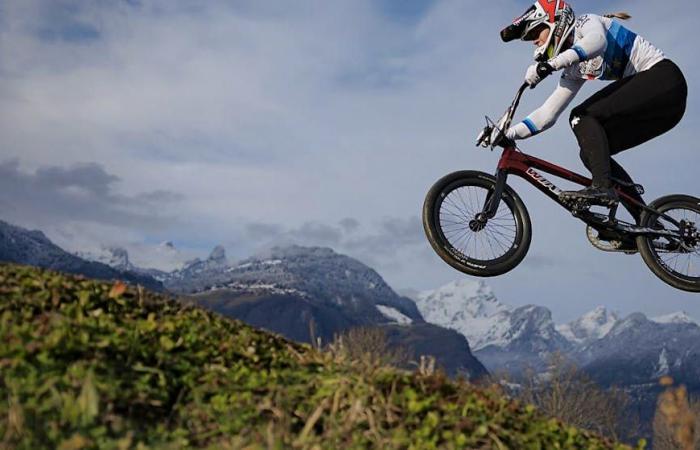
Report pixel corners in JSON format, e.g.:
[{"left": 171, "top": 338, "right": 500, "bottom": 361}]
[
  {"left": 215, "top": 245, "right": 422, "bottom": 323},
  {"left": 652, "top": 311, "right": 698, "bottom": 325},
  {"left": 556, "top": 306, "right": 620, "bottom": 345},
  {"left": 414, "top": 279, "right": 511, "bottom": 350},
  {"left": 415, "top": 279, "right": 571, "bottom": 373},
  {"left": 164, "top": 245, "right": 232, "bottom": 292},
  {"left": 576, "top": 312, "right": 700, "bottom": 385},
  {"left": 415, "top": 279, "right": 568, "bottom": 354},
  {"left": 190, "top": 245, "right": 487, "bottom": 379},
  {"left": 75, "top": 241, "right": 192, "bottom": 275},
  {"left": 76, "top": 246, "right": 136, "bottom": 272},
  {"left": 411, "top": 278, "right": 700, "bottom": 384}
]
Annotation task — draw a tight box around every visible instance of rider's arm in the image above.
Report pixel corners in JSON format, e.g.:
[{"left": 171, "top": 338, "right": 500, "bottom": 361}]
[
  {"left": 549, "top": 15, "right": 607, "bottom": 70},
  {"left": 506, "top": 76, "right": 585, "bottom": 140}
]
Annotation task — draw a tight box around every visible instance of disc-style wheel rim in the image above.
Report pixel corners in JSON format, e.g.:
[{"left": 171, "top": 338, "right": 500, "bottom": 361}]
[{"left": 437, "top": 184, "right": 518, "bottom": 263}]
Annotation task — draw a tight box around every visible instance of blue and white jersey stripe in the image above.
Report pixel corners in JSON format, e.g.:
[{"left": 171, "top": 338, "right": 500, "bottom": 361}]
[
  {"left": 600, "top": 21, "right": 637, "bottom": 80},
  {"left": 522, "top": 118, "right": 539, "bottom": 135}
]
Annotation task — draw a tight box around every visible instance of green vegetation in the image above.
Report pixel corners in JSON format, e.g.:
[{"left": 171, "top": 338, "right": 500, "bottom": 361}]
[{"left": 0, "top": 263, "right": 639, "bottom": 449}]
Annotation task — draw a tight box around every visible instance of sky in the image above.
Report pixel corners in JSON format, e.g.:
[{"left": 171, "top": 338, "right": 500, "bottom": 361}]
[{"left": 1, "top": 0, "right": 699, "bottom": 323}]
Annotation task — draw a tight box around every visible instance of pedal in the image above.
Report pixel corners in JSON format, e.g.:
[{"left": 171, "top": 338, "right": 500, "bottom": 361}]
[
  {"left": 560, "top": 193, "right": 618, "bottom": 210},
  {"left": 560, "top": 195, "right": 591, "bottom": 213}
]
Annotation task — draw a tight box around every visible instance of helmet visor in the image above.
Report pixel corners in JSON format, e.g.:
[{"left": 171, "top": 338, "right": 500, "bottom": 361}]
[
  {"left": 522, "top": 23, "right": 547, "bottom": 41},
  {"left": 500, "top": 6, "right": 535, "bottom": 42}
]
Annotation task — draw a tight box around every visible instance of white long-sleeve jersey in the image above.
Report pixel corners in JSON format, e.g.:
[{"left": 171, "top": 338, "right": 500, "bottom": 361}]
[{"left": 507, "top": 14, "right": 665, "bottom": 140}]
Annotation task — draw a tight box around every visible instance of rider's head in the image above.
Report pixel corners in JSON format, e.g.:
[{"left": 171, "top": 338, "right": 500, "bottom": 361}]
[{"left": 500, "top": 0, "right": 576, "bottom": 62}]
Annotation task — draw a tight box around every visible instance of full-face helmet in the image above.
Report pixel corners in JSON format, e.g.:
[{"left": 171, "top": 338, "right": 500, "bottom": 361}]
[{"left": 500, "top": 0, "right": 576, "bottom": 62}]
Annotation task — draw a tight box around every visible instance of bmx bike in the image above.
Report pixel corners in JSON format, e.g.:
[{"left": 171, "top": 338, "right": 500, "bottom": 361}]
[{"left": 422, "top": 83, "right": 700, "bottom": 292}]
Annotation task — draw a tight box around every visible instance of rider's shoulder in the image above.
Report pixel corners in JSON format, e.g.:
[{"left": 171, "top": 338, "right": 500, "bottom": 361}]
[{"left": 574, "top": 14, "right": 604, "bottom": 30}]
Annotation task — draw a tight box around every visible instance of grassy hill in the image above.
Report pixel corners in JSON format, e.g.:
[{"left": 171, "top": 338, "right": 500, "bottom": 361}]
[{"left": 0, "top": 263, "right": 639, "bottom": 449}]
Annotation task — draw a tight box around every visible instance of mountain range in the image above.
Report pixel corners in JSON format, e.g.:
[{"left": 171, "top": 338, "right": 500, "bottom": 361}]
[
  {"left": 0, "top": 220, "right": 162, "bottom": 291},
  {"left": 411, "top": 279, "right": 699, "bottom": 383},
  {"left": 3, "top": 217, "right": 699, "bottom": 397},
  {"left": 0, "top": 220, "right": 487, "bottom": 380}
]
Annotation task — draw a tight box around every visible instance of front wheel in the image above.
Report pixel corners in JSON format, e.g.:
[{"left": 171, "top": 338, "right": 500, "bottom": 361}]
[
  {"left": 636, "top": 194, "right": 700, "bottom": 292},
  {"left": 422, "top": 171, "right": 532, "bottom": 277}
]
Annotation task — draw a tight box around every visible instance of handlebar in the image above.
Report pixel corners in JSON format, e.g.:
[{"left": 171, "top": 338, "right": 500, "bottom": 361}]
[{"left": 476, "top": 83, "right": 529, "bottom": 150}]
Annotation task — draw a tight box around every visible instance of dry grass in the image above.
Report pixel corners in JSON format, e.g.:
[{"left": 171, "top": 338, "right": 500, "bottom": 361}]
[
  {"left": 491, "top": 353, "right": 640, "bottom": 444},
  {"left": 653, "top": 376, "right": 699, "bottom": 450}
]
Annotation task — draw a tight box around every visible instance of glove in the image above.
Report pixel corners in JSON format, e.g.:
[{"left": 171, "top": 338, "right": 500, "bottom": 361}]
[
  {"left": 525, "top": 62, "right": 555, "bottom": 88},
  {"left": 536, "top": 62, "right": 554, "bottom": 79},
  {"left": 525, "top": 64, "right": 541, "bottom": 88}
]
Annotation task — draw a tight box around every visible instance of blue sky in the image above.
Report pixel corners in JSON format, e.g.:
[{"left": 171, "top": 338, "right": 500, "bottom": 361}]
[{"left": 1, "top": 0, "right": 699, "bottom": 322}]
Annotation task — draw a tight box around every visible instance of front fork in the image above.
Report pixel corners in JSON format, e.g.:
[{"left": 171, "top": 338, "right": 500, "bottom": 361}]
[
  {"left": 483, "top": 169, "right": 508, "bottom": 218},
  {"left": 471, "top": 169, "right": 508, "bottom": 231}
]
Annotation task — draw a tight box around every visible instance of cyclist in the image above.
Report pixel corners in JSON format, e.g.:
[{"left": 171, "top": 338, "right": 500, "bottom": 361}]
[{"left": 499, "top": 0, "right": 687, "bottom": 221}]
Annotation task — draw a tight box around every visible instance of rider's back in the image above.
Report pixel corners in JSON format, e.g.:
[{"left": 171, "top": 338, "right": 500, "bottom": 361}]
[{"left": 562, "top": 14, "right": 665, "bottom": 81}]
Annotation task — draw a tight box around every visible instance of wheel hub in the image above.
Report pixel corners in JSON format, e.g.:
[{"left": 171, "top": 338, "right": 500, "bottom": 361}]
[
  {"left": 469, "top": 213, "right": 488, "bottom": 232},
  {"left": 680, "top": 220, "right": 698, "bottom": 250}
]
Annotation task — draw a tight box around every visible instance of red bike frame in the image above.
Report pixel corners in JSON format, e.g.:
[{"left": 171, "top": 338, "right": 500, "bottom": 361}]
[{"left": 492, "top": 146, "right": 642, "bottom": 212}]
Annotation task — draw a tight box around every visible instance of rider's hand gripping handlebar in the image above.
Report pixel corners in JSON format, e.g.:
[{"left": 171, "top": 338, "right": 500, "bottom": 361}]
[{"left": 476, "top": 83, "right": 529, "bottom": 150}]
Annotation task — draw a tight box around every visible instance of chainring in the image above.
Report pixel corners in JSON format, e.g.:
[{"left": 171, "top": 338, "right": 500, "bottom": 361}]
[{"left": 585, "top": 226, "right": 635, "bottom": 254}]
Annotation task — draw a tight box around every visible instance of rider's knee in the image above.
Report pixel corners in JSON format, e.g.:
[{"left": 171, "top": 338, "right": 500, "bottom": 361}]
[{"left": 569, "top": 107, "right": 585, "bottom": 130}]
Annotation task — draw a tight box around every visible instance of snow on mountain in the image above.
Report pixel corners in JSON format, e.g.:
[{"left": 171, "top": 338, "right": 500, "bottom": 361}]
[
  {"left": 76, "top": 246, "right": 135, "bottom": 271},
  {"left": 414, "top": 279, "right": 512, "bottom": 350},
  {"left": 651, "top": 348, "right": 671, "bottom": 378},
  {"left": 76, "top": 241, "right": 190, "bottom": 273},
  {"left": 652, "top": 311, "right": 698, "bottom": 325},
  {"left": 556, "top": 306, "right": 619, "bottom": 344},
  {"left": 376, "top": 305, "right": 413, "bottom": 325}
]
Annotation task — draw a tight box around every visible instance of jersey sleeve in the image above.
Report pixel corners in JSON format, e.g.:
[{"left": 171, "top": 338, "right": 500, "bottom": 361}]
[
  {"left": 506, "top": 76, "right": 585, "bottom": 140},
  {"left": 549, "top": 15, "right": 608, "bottom": 70}
]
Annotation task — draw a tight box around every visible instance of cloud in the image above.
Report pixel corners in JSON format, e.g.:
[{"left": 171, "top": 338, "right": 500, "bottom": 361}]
[
  {"left": 0, "top": 159, "right": 182, "bottom": 230},
  {"left": 241, "top": 215, "right": 425, "bottom": 277},
  {"left": 345, "top": 216, "right": 423, "bottom": 256},
  {"left": 339, "top": 217, "right": 360, "bottom": 233}
]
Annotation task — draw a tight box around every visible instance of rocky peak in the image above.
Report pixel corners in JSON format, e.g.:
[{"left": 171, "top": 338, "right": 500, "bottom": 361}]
[
  {"left": 106, "top": 246, "right": 130, "bottom": 269},
  {"left": 208, "top": 245, "right": 227, "bottom": 265},
  {"left": 556, "top": 306, "right": 619, "bottom": 345}
]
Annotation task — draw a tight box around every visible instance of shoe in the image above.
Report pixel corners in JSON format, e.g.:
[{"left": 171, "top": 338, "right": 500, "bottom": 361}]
[{"left": 560, "top": 185, "right": 619, "bottom": 206}]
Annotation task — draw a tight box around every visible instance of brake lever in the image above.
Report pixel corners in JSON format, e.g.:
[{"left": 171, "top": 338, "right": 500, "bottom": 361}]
[{"left": 476, "top": 125, "right": 492, "bottom": 147}]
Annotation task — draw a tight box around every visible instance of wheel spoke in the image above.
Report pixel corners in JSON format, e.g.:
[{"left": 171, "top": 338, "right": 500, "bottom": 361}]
[
  {"left": 438, "top": 183, "right": 521, "bottom": 263},
  {"left": 647, "top": 204, "right": 700, "bottom": 279}
]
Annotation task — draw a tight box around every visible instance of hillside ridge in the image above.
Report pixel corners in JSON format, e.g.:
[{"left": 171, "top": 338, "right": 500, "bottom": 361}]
[{"left": 0, "top": 263, "right": 635, "bottom": 449}]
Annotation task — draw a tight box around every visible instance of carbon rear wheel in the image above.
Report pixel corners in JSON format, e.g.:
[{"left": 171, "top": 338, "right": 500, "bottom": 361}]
[
  {"left": 422, "top": 171, "right": 531, "bottom": 277},
  {"left": 636, "top": 195, "right": 700, "bottom": 293}
]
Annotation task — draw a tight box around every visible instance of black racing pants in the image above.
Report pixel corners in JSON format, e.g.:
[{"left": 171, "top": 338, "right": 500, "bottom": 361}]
[{"left": 569, "top": 59, "right": 687, "bottom": 215}]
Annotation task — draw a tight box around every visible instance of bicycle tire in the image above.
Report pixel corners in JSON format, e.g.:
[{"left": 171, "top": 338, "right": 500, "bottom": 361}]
[
  {"left": 636, "top": 194, "right": 700, "bottom": 293},
  {"left": 422, "top": 170, "right": 532, "bottom": 277}
]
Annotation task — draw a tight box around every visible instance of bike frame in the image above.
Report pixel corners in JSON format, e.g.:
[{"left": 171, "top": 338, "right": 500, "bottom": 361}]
[
  {"left": 479, "top": 83, "right": 681, "bottom": 232},
  {"left": 488, "top": 146, "right": 642, "bottom": 215}
]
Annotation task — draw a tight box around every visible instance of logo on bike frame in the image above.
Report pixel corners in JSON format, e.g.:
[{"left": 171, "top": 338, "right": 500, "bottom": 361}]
[{"left": 526, "top": 168, "right": 563, "bottom": 195}]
